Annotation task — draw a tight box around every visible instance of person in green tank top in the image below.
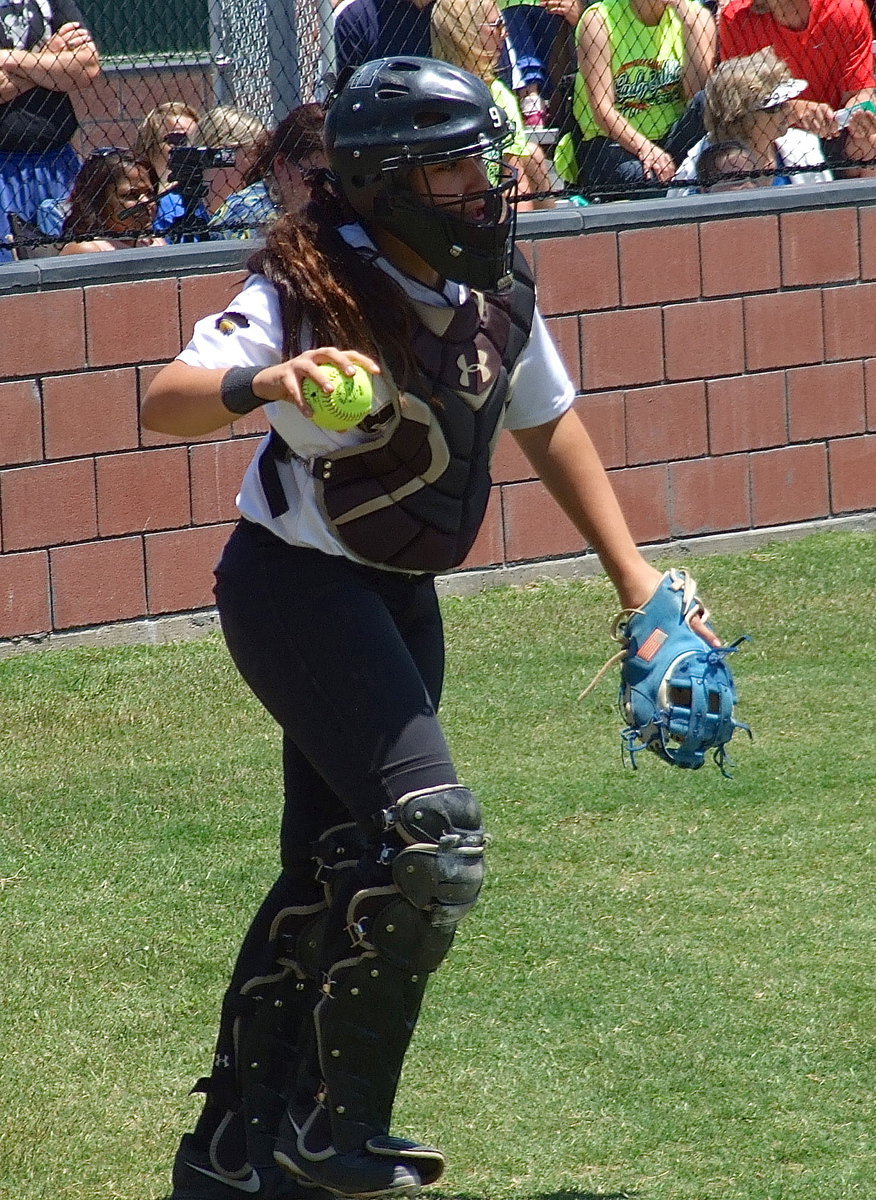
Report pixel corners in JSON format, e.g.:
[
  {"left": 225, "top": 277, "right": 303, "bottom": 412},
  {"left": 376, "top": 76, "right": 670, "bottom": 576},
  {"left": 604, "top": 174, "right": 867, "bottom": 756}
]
[{"left": 554, "top": 0, "right": 715, "bottom": 195}]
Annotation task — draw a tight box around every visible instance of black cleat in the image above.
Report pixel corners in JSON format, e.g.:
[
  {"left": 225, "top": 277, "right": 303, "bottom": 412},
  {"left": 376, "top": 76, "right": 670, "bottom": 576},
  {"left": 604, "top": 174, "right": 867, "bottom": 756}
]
[{"left": 169, "top": 1132, "right": 328, "bottom": 1200}]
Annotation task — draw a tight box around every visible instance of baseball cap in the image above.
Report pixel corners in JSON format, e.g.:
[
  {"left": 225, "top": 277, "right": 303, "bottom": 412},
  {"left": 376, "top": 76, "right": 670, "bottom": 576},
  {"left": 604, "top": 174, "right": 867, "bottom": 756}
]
[{"left": 757, "top": 78, "right": 808, "bottom": 109}]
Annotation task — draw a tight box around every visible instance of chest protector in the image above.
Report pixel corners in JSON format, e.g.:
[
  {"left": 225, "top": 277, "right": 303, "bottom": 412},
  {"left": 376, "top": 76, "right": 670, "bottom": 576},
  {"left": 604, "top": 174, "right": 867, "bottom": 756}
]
[{"left": 258, "top": 250, "right": 536, "bottom": 573}]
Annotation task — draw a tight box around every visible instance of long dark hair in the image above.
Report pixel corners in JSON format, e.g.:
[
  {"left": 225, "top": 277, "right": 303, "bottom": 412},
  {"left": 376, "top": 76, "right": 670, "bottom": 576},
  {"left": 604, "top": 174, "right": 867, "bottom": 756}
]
[
  {"left": 248, "top": 171, "right": 416, "bottom": 385},
  {"left": 243, "top": 103, "right": 327, "bottom": 187},
  {"left": 62, "top": 151, "right": 159, "bottom": 239}
]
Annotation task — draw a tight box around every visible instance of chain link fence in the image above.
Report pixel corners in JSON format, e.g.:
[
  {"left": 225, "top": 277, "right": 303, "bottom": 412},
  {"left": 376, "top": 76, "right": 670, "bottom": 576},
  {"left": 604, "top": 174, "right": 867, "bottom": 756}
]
[{"left": 1, "top": 0, "right": 875, "bottom": 260}]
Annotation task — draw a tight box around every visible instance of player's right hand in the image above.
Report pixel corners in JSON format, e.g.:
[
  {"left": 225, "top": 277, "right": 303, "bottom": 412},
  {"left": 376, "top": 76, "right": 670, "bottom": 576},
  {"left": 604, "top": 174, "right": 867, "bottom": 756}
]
[{"left": 253, "top": 347, "right": 381, "bottom": 418}]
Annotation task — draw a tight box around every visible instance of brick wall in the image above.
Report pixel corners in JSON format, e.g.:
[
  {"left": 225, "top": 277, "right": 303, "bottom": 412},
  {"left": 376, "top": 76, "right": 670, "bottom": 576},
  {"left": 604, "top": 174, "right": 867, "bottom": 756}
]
[{"left": 2, "top": 185, "right": 875, "bottom": 647}]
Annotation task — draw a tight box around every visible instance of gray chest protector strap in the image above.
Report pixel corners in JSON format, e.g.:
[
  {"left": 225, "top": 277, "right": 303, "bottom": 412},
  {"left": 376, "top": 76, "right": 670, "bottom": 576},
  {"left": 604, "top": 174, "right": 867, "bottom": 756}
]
[{"left": 274, "top": 785, "right": 486, "bottom": 1198}]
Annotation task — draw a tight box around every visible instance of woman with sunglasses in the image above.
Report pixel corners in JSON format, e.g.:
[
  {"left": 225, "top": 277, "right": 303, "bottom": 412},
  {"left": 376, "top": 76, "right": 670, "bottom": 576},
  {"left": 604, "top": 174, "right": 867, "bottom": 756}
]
[
  {"left": 134, "top": 101, "right": 210, "bottom": 236},
  {"left": 59, "top": 149, "right": 166, "bottom": 253},
  {"left": 431, "top": 0, "right": 557, "bottom": 209}
]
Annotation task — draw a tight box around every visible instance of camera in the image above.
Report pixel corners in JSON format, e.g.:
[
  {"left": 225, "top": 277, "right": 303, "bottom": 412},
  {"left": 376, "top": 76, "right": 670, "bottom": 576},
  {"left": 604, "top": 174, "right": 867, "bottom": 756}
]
[{"left": 168, "top": 145, "right": 238, "bottom": 178}]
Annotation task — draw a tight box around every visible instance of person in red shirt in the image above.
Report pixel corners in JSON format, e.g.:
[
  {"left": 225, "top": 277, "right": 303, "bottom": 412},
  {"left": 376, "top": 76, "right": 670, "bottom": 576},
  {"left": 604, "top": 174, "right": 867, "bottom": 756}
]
[{"left": 719, "top": 0, "right": 876, "bottom": 168}]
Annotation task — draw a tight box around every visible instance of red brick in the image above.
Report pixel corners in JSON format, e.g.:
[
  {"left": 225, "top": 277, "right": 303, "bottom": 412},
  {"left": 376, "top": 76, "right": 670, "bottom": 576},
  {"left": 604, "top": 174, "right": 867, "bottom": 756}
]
[
  {"left": 179, "top": 271, "right": 248, "bottom": 341},
  {"left": 190, "top": 439, "right": 260, "bottom": 524},
  {"left": 786, "top": 362, "right": 866, "bottom": 442},
  {"left": 663, "top": 298, "right": 744, "bottom": 382},
  {"left": 502, "top": 479, "right": 585, "bottom": 562},
  {"left": 669, "top": 454, "right": 750, "bottom": 537},
  {"left": 743, "top": 291, "right": 824, "bottom": 371},
  {"left": 865, "top": 359, "right": 876, "bottom": 431},
  {"left": 491, "top": 428, "right": 533, "bottom": 483},
  {"left": 828, "top": 434, "right": 876, "bottom": 512},
  {"left": 0, "top": 550, "right": 51, "bottom": 638},
  {"left": 700, "top": 215, "right": 781, "bottom": 298},
  {"left": 85, "top": 279, "right": 181, "bottom": 368},
  {"left": 618, "top": 223, "right": 700, "bottom": 307},
  {"left": 118, "top": 69, "right": 209, "bottom": 128},
  {"left": 535, "top": 232, "right": 619, "bottom": 314},
  {"left": 607, "top": 464, "right": 671, "bottom": 545},
  {"left": 545, "top": 315, "right": 581, "bottom": 389},
  {"left": 230, "top": 410, "right": 271, "bottom": 438},
  {"left": 779, "top": 208, "right": 859, "bottom": 287},
  {"left": 42, "top": 368, "right": 140, "bottom": 459},
  {"left": 459, "top": 487, "right": 504, "bottom": 569},
  {"left": 581, "top": 307, "right": 663, "bottom": 390},
  {"left": 1, "top": 460, "right": 97, "bottom": 551},
  {"left": 859, "top": 206, "right": 876, "bottom": 280},
  {"left": 96, "top": 447, "right": 191, "bottom": 537},
  {"left": 625, "top": 381, "right": 708, "bottom": 465},
  {"left": 574, "top": 392, "right": 625, "bottom": 468},
  {"left": 145, "top": 524, "right": 235, "bottom": 614},
  {"left": 0, "top": 380, "right": 42, "bottom": 466},
  {"left": 750, "top": 444, "right": 829, "bottom": 527},
  {"left": 707, "top": 372, "right": 786, "bottom": 455},
  {"left": 0, "top": 290, "right": 85, "bottom": 377},
  {"left": 823, "top": 282, "right": 876, "bottom": 361},
  {"left": 50, "top": 536, "right": 147, "bottom": 629}
]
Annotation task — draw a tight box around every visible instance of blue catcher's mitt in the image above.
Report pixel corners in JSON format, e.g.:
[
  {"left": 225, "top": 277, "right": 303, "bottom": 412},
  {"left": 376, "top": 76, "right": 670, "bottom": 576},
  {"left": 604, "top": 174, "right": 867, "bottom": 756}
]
[{"left": 582, "top": 569, "right": 751, "bottom": 774}]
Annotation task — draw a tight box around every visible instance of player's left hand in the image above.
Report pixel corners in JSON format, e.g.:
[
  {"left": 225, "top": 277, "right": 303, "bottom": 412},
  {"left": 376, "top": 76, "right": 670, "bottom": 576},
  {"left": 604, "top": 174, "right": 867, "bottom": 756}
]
[
  {"left": 617, "top": 561, "right": 721, "bottom": 648},
  {"left": 612, "top": 568, "right": 748, "bottom": 773}
]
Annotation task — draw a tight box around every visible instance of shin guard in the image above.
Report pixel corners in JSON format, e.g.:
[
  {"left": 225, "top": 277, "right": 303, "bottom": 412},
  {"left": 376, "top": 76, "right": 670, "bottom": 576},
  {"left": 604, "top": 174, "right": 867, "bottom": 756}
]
[{"left": 276, "top": 786, "right": 486, "bottom": 1198}]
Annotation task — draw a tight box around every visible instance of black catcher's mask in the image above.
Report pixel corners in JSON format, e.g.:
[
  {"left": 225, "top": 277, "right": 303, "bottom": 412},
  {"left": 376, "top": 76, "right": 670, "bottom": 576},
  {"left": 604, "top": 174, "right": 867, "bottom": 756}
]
[{"left": 325, "top": 57, "right": 518, "bottom": 292}]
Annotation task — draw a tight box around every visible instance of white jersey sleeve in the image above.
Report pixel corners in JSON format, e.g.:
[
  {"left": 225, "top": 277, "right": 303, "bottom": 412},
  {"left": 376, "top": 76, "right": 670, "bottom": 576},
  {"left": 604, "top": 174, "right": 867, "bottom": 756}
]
[
  {"left": 177, "top": 275, "right": 285, "bottom": 371},
  {"left": 502, "top": 307, "right": 576, "bottom": 430}
]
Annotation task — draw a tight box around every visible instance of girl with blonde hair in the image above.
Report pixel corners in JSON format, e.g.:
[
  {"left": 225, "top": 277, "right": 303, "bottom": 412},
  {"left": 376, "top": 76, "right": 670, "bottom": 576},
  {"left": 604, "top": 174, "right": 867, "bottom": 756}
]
[
  {"left": 135, "top": 100, "right": 209, "bottom": 234},
  {"left": 432, "top": 0, "right": 557, "bottom": 208}
]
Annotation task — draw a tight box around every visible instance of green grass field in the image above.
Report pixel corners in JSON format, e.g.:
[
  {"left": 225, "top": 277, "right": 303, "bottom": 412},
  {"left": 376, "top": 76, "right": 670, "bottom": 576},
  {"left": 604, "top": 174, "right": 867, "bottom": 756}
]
[{"left": 1, "top": 530, "right": 874, "bottom": 1200}]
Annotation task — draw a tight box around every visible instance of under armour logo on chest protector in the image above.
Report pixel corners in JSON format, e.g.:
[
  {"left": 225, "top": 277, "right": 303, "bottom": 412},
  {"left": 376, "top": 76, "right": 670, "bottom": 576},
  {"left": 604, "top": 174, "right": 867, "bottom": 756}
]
[{"left": 456, "top": 348, "right": 492, "bottom": 390}]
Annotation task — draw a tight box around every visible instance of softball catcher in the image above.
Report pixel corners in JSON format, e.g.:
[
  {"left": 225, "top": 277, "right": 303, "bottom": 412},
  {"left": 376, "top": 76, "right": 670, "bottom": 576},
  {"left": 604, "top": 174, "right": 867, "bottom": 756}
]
[{"left": 144, "top": 56, "right": 726, "bottom": 1200}]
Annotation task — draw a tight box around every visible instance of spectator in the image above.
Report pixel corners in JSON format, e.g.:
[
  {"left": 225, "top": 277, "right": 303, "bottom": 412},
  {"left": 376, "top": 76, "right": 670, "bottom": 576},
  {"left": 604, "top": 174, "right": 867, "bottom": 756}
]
[
  {"left": 697, "top": 139, "right": 764, "bottom": 187},
  {"left": 432, "top": 0, "right": 557, "bottom": 208},
  {"left": 134, "top": 100, "right": 209, "bottom": 234},
  {"left": 554, "top": 0, "right": 716, "bottom": 196},
  {"left": 59, "top": 149, "right": 166, "bottom": 253},
  {"left": 196, "top": 103, "right": 268, "bottom": 208},
  {"left": 334, "top": 0, "right": 434, "bottom": 76},
  {"left": 498, "top": 0, "right": 581, "bottom": 125},
  {"left": 208, "top": 103, "right": 326, "bottom": 239},
  {"left": 0, "top": 0, "right": 100, "bottom": 261},
  {"left": 719, "top": 0, "right": 876, "bottom": 171},
  {"left": 671, "top": 47, "right": 833, "bottom": 190}
]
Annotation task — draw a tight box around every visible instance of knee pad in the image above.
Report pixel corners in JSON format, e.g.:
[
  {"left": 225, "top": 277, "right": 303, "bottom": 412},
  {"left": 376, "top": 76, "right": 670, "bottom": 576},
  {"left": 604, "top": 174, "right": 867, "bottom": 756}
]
[{"left": 388, "top": 785, "right": 487, "bottom": 928}]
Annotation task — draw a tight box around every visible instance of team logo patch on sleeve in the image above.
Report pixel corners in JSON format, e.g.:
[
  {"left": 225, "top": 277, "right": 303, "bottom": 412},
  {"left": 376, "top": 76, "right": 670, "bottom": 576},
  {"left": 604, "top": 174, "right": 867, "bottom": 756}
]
[
  {"left": 216, "top": 311, "right": 250, "bottom": 335},
  {"left": 636, "top": 627, "right": 668, "bottom": 662}
]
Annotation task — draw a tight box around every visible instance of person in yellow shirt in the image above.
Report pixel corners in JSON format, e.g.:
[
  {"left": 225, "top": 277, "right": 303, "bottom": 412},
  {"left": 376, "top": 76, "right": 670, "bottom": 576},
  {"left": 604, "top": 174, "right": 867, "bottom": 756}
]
[{"left": 554, "top": 0, "right": 715, "bottom": 195}]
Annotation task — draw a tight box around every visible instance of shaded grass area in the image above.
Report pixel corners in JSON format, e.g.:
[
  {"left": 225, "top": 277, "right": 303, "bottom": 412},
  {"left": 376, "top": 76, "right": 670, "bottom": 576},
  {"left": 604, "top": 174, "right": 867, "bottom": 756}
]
[{"left": 1, "top": 531, "right": 874, "bottom": 1199}]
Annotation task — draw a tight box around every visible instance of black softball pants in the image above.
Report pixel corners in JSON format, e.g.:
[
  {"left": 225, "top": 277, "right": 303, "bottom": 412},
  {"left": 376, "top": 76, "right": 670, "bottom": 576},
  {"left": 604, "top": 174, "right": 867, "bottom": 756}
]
[{"left": 197, "top": 518, "right": 459, "bottom": 1133}]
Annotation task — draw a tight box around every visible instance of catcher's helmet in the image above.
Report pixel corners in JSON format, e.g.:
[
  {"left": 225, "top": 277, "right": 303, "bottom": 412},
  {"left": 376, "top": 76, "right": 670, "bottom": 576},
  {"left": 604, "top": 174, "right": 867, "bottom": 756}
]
[{"left": 325, "top": 56, "right": 518, "bottom": 291}]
